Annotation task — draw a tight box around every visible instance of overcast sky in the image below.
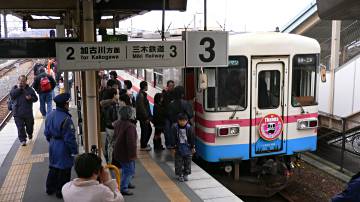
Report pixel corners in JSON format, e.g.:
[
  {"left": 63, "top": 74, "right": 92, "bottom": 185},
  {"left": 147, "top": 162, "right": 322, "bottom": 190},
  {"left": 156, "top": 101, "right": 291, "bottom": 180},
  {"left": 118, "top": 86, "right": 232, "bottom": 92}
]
[{"left": 119, "top": 0, "right": 315, "bottom": 32}]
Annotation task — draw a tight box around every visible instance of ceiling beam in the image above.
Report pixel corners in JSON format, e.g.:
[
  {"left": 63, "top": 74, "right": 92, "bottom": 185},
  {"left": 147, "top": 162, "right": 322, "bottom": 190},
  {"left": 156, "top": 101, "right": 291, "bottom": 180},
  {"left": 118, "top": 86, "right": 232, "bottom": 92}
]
[
  {"left": 0, "top": 0, "right": 187, "bottom": 11},
  {"left": 28, "top": 19, "right": 118, "bottom": 29}
]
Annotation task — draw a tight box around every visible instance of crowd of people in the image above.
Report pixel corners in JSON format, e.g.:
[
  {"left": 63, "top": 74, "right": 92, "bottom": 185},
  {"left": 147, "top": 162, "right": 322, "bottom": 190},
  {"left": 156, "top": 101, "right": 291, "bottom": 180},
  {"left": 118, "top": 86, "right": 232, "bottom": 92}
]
[
  {"left": 9, "top": 65, "right": 360, "bottom": 201},
  {"left": 98, "top": 71, "right": 196, "bottom": 195}
]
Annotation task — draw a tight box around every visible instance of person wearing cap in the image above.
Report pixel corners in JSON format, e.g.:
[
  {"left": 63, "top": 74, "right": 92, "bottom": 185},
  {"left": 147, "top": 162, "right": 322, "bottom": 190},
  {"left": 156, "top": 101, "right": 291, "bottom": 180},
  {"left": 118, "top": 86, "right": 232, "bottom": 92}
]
[{"left": 44, "top": 93, "right": 78, "bottom": 199}]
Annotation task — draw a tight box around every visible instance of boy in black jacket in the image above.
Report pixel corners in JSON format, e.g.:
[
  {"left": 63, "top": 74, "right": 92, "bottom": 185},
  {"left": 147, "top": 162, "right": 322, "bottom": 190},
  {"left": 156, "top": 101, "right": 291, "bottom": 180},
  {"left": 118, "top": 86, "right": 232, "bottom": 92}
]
[{"left": 171, "top": 113, "right": 195, "bottom": 182}]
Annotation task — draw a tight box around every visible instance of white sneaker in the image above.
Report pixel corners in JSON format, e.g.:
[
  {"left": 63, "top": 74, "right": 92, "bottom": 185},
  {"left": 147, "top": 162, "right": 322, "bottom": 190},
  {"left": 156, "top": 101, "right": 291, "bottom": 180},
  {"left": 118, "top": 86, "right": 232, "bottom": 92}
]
[{"left": 140, "top": 145, "right": 151, "bottom": 151}]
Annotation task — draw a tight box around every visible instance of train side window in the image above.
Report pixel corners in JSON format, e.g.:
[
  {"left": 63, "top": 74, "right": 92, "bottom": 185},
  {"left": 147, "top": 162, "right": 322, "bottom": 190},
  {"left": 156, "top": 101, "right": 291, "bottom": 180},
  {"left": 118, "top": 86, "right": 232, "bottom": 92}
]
[
  {"left": 292, "top": 54, "right": 318, "bottom": 107},
  {"left": 204, "top": 68, "right": 216, "bottom": 111}
]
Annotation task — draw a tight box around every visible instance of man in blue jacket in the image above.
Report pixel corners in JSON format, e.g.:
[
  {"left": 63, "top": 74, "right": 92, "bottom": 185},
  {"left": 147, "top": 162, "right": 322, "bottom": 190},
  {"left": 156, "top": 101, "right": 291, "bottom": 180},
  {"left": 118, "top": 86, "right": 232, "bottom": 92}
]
[
  {"left": 10, "top": 75, "right": 38, "bottom": 146},
  {"left": 44, "top": 93, "right": 78, "bottom": 199}
]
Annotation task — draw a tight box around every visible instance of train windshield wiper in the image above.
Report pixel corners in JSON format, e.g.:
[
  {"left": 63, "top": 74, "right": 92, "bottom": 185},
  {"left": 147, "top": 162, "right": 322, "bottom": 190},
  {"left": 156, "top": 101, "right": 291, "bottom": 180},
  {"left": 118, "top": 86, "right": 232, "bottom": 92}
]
[{"left": 229, "top": 104, "right": 244, "bottom": 120}]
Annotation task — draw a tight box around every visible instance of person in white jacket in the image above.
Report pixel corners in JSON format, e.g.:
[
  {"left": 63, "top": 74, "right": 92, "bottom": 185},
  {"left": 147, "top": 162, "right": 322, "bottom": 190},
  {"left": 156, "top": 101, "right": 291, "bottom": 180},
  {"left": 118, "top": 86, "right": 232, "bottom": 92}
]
[{"left": 62, "top": 153, "right": 124, "bottom": 202}]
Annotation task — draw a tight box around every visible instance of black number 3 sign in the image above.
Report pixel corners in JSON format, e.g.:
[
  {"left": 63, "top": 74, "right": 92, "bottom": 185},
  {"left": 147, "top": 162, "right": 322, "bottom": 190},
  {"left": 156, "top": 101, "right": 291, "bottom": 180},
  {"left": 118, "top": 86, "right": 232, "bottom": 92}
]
[{"left": 199, "top": 37, "right": 215, "bottom": 62}]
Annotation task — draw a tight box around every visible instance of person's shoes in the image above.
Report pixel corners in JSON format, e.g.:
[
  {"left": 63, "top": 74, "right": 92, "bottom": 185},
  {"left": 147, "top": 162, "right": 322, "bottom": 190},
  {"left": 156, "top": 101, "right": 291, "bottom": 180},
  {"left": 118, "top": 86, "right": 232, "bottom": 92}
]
[
  {"left": 140, "top": 145, "right": 151, "bottom": 151},
  {"left": 178, "top": 176, "right": 184, "bottom": 182},
  {"left": 55, "top": 192, "right": 63, "bottom": 199},
  {"left": 183, "top": 175, "right": 189, "bottom": 181},
  {"left": 121, "top": 190, "right": 134, "bottom": 195},
  {"left": 21, "top": 141, "right": 26, "bottom": 146},
  {"left": 28, "top": 136, "right": 33, "bottom": 141},
  {"left": 128, "top": 183, "right": 136, "bottom": 189}
]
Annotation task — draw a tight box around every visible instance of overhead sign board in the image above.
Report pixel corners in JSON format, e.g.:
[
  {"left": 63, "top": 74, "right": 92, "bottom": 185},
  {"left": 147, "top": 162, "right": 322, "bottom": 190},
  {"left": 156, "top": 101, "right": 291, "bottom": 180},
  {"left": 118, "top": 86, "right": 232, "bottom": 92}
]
[
  {"left": 184, "top": 31, "right": 228, "bottom": 67},
  {"left": 56, "top": 41, "right": 184, "bottom": 71},
  {"left": 0, "top": 38, "right": 78, "bottom": 59}
]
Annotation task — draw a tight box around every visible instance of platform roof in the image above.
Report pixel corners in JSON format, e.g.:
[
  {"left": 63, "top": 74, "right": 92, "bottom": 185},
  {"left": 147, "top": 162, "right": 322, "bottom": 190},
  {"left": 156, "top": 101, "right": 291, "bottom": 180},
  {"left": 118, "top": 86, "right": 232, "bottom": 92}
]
[
  {"left": 0, "top": 0, "right": 187, "bottom": 29},
  {"left": 316, "top": 0, "right": 360, "bottom": 20},
  {"left": 281, "top": 2, "right": 354, "bottom": 45}
]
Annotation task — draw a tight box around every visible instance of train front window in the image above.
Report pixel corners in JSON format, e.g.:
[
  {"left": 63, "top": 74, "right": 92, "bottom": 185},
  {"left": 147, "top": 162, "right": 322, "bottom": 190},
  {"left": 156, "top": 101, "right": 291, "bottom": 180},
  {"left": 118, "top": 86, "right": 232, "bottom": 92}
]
[
  {"left": 204, "top": 56, "right": 247, "bottom": 112},
  {"left": 292, "top": 54, "right": 318, "bottom": 107},
  {"left": 258, "top": 70, "right": 280, "bottom": 109}
]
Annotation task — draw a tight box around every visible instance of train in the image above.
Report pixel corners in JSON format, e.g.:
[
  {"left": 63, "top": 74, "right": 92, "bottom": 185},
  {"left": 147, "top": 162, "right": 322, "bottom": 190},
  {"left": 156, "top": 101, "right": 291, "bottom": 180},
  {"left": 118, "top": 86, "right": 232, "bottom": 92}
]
[{"left": 117, "top": 32, "right": 320, "bottom": 196}]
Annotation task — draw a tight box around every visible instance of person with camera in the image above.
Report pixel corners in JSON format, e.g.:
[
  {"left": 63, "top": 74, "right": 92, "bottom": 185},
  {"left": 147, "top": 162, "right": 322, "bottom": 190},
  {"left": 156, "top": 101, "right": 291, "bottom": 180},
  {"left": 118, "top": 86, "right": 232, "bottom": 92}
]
[{"left": 62, "top": 153, "right": 124, "bottom": 202}]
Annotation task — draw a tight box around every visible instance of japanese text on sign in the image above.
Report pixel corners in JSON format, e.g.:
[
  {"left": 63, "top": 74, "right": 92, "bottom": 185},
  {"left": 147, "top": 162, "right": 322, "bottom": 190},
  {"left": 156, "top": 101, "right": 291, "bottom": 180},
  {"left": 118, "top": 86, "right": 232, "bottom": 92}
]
[{"left": 56, "top": 41, "right": 184, "bottom": 71}]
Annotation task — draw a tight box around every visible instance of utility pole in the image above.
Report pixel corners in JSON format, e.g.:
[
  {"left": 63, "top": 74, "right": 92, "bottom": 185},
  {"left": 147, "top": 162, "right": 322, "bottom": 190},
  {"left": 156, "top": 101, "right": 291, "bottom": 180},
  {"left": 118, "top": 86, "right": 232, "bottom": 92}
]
[
  {"left": 204, "top": 0, "right": 207, "bottom": 31},
  {"left": 3, "top": 11, "right": 7, "bottom": 38},
  {"left": 161, "top": 0, "right": 166, "bottom": 41},
  {"left": 329, "top": 20, "right": 341, "bottom": 115}
]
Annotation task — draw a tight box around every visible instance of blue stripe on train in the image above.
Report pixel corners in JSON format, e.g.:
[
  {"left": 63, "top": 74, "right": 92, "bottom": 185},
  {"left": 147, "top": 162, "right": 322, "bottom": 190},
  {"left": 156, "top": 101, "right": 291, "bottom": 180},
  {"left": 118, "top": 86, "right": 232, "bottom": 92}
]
[{"left": 195, "top": 135, "right": 317, "bottom": 162}]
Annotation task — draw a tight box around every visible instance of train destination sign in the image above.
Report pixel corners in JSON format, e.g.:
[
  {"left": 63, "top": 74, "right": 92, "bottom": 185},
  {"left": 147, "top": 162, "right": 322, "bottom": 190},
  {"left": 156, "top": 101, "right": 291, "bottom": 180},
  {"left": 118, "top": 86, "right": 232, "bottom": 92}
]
[{"left": 56, "top": 41, "right": 185, "bottom": 71}]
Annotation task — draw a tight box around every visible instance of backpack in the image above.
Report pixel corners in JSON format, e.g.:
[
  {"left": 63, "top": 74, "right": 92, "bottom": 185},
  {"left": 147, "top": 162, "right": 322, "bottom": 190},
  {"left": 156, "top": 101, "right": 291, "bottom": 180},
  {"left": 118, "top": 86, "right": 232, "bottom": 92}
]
[
  {"left": 40, "top": 76, "right": 52, "bottom": 92},
  {"left": 176, "top": 124, "right": 192, "bottom": 157},
  {"left": 7, "top": 96, "right": 14, "bottom": 111}
]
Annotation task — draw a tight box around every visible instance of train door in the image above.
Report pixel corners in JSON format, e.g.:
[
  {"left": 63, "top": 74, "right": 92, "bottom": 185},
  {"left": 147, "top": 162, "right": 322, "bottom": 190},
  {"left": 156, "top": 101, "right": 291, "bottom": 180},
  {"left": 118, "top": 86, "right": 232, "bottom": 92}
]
[{"left": 250, "top": 57, "right": 289, "bottom": 157}]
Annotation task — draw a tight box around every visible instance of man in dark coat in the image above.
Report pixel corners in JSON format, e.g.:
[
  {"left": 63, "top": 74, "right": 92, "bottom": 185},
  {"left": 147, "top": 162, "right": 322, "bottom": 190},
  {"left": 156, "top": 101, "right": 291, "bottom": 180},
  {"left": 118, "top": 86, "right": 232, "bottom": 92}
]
[
  {"left": 33, "top": 67, "right": 56, "bottom": 117},
  {"left": 162, "top": 80, "right": 175, "bottom": 149},
  {"left": 135, "top": 81, "right": 152, "bottom": 151},
  {"left": 44, "top": 93, "right": 78, "bottom": 199},
  {"left": 10, "top": 75, "right": 38, "bottom": 146},
  {"left": 113, "top": 106, "right": 137, "bottom": 195}
]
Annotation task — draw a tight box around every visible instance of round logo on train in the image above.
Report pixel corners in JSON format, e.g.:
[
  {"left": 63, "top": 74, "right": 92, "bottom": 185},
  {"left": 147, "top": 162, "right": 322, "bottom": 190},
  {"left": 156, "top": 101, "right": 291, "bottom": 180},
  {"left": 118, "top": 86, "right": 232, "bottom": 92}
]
[{"left": 258, "top": 114, "right": 283, "bottom": 141}]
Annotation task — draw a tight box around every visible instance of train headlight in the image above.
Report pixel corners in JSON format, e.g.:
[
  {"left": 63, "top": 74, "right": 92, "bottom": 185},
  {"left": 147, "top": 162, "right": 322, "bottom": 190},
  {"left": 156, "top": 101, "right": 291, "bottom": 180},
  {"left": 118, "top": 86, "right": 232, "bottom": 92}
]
[
  {"left": 216, "top": 125, "right": 240, "bottom": 136},
  {"left": 229, "top": 127, "right": 240, "bottom": 135},
  {"left": 297, "top": 118, "right": 318, "bottom": 130}
]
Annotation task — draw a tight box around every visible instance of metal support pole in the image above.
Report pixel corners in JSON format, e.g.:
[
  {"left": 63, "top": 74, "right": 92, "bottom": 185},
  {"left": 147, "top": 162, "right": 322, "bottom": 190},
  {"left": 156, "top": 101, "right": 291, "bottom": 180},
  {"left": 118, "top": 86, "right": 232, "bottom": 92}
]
[
  {"left": 56, "top": 24, "right": 69, "bottom": 94},
  {"left": 112, "top": 14, "right": 116, "bottom": 35},
  {"left": 3, "top": 11, "right": 7, "bottom": 38},
  {"left": 0, "top": 14, "right": 2, "bottom": 38},
  {"left": 204, "top": 0, "right": 207, "bottom": 31},
  {"left": 161, "top": 0, "right": 165, "bottom": 41},
  {"left": 329, "top": 20, "right": 341, "bottom": 115},
  {"left": 234, "top": 162, "right": 240, "bottom": 181},
  {"left": 340, "top": 118, "right": 346, "bottom": 172},
  {"left": 82, "top": 0, "right": 99, "bottom": 152}
]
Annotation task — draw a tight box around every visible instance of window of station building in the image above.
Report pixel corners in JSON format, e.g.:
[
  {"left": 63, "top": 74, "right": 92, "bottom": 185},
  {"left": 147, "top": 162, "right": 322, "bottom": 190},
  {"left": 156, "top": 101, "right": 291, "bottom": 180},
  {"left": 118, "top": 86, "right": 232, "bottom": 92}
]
[
  {"left": 154, "top": 69, "right": 164, "bottom": 89},
  {"left": 145, "top": 69, "right": 154, "bottom": 86},
  {"left": 137, "top": 69, "right": 145, "bottom": 80},
  {"left": 258, "top": 70, "right": 280, "bottom": 109},
  {"left": 292, "top": 54, "right": 318, "bottom": 107},
  {"left": 203, "top": 56, "right": 248, "bottom": 112}
]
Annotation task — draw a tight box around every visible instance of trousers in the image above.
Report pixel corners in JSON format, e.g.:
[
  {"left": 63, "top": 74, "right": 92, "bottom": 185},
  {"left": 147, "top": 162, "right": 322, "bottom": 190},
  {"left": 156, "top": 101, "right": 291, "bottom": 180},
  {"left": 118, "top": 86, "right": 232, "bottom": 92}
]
[
  {"left": 46, "top": 166, "right": 71, "bottom": 196},
  {"left": 14, "top": 117, "right": 34, "bottom": 142}
]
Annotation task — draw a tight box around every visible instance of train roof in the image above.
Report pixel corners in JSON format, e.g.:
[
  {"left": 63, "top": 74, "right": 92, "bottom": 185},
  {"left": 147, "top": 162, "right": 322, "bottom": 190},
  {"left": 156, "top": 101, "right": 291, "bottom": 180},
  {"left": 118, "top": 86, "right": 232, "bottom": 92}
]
[{"left": 229, "top": 32, "right": 320, "bottom": 56}]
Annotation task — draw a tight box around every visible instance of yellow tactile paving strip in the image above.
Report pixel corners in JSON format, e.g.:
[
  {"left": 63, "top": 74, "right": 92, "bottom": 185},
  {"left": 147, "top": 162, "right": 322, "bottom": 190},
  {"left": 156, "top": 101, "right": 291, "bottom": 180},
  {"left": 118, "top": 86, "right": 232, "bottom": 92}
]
[
  {"left": 138, "top": 151, "right": 190, "bottom": 202},
  {"left": 0, "top": 113, "right": 45, "bottom": 202}
]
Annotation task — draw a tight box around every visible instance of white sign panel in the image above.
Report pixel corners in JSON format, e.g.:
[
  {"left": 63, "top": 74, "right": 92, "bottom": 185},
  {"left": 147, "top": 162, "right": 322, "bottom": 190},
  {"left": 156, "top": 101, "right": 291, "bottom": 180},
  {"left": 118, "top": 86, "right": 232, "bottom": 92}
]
[
  {"left": 184, "top": 31, "right": 228, "bottom": 67},
  {"left": 56, "top": 41, "right": 184, "bottom": 71}
]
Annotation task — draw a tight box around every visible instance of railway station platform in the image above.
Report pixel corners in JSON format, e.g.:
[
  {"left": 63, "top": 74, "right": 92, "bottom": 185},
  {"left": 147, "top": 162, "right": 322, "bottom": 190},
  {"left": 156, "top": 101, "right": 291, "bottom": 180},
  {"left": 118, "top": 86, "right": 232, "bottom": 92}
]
[{"left": 0, "top": 102, "right": 242, "bottom": 202}]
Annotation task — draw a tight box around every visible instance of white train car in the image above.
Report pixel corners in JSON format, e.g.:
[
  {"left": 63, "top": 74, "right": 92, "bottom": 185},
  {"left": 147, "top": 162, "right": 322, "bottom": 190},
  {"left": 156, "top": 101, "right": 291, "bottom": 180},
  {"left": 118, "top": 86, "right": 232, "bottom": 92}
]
[{"left": 118, "top": 32, "right": 320, "bottom": 195}]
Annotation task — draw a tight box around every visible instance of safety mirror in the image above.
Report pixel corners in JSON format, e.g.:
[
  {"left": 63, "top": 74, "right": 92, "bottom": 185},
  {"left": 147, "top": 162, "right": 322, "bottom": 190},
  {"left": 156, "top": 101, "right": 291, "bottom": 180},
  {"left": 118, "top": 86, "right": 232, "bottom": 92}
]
[{"left": 320, "top": 65, "right": 326, "bottom": 83}]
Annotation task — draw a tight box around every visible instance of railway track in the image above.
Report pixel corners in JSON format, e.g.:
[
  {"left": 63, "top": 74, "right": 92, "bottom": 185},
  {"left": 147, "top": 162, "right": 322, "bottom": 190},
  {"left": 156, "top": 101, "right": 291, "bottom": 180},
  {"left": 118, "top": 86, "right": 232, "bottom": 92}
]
[{"left": 0, "top": 60, "right": 34, "bottom": 129}]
